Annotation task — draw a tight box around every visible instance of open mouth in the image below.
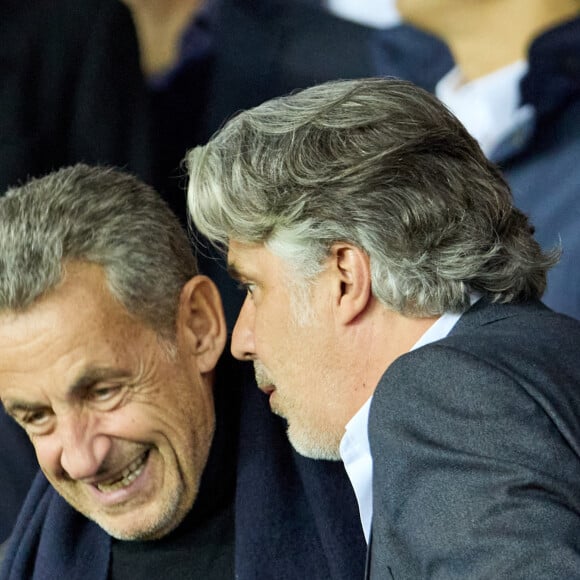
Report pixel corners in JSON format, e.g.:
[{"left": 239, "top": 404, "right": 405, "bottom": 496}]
[{"left": 96, "top": 451, "right": 149, "bottom": 493}]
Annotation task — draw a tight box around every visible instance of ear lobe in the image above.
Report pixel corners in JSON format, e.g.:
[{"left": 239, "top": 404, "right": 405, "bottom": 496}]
[
  {"left": 331, "top": 244, "right": 372, "bottom": 325},
  {"left": 177, "top": 275, "right": 227, "bottom": 374}
]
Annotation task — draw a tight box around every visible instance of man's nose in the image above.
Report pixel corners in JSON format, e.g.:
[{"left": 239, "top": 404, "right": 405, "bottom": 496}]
[
  {"left": 231, "top": 296, "right": 257, "bottom": 361},
  {"left": 59, "top": 415, "right": 112, "bottom": 480}
]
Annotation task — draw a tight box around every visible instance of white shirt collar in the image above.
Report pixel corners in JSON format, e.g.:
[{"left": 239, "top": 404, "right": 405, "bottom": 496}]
[
  {"left": 435, "top": 60, "right": 533, "bottom": 159},
  {"left": 339, "top": 397, "right": 373, "bottom": 540},
  {"left": 340, "top": 296, "right": 480, "bottom": 542},
  {"left": 325, "top": 0, "right": 401, "bottom": 29}
]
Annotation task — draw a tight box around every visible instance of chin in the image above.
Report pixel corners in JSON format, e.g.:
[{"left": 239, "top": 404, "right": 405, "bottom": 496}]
[
  {"left": 85, "top": 482, "right": 190, "bottom": 541},
  {"left": 94, "top": 505, "right": 183, "bottom": 541},
  {"left": 287, "top": 424, "right": 342, "bottom": 461}
]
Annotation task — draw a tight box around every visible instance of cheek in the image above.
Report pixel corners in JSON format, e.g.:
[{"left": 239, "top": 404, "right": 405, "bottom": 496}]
[
  {"left": 145, "top": 383, "right": 214, "bottom": 444},
  {"left": 32, "top": 435, "right": 64, "bottom": 475},
  {"left": 253, "top": 315, "right": 288, "bottom": 354}
]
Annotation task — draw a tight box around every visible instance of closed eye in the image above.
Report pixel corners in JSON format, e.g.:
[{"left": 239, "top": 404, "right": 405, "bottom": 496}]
[
  {"left": 10, "top": 405, "right": 55, "bottom": 436},
  {"left": 21, "top": 407, "right": 52, "bottom": 426},
  {"left": 89, "top": 385, "right": 121, "bottom": 401},
  {"left": 86, "top": 383, "right": 126, "bottom": 410}
]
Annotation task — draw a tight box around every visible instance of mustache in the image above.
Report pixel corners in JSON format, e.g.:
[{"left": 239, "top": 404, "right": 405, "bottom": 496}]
[{"left": 253, "top": 361, "right": 274, "bottom": 388}]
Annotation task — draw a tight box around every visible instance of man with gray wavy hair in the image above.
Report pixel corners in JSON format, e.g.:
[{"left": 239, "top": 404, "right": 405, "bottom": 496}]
[{"left": 186, "top": 77, "right": 580, "bottom": 578}]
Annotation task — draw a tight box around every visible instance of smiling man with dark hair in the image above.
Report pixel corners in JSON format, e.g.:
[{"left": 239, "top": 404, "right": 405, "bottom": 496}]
[{"left": 0, "top": 164, "right": 366, "bottom": 580}]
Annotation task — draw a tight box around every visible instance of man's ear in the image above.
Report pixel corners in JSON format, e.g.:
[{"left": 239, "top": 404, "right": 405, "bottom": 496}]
[
  {"left": 329, "top": 243, "right": 372, "bottom": 325},
  {"left": 177, "top": 275, "right": 227, "bottom": 374}
]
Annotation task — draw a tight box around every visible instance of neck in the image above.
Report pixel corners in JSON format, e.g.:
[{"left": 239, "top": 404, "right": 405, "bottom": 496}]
[
  {"left": 343, "top": 303, "right": 440, "bottom": 419},
  {"left": 123, "top": 0, "right": 205, "bottom": 76},
  {"left": 452, "top": 2, "right": 577, "bottom": 81},
  {"left": 399, "top": 0, "right": 579, "bottom": 82}
]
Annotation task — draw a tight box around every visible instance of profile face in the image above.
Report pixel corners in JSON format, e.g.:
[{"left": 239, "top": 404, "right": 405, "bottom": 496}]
[
  {"left": 0, "top": 262, "right": 216, "bottom": 540},
  {"left": 228, "top": 241, "right": 349, "bottom": 461}
]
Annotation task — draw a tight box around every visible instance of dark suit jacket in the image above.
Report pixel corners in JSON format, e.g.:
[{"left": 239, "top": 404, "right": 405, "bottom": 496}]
[{"left": 368, "top": 299, "right": 580, "bottom": 578}]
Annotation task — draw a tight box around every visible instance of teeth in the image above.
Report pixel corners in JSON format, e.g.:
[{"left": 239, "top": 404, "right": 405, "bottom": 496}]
[{"left": 97, "top": 453, "right": 147, "bottom": 493}]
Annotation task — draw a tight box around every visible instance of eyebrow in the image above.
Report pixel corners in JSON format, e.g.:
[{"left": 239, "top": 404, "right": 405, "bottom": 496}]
[
  {"left": 3, "top": 367, "right": 132, "bottom": 415},
  {"left": 4, "top": 400, "right": 46, "bottom": 417},
  {"left": 227, "top": 262, "right": 244, "bottom": 281},
  {"left": 68, "top": 367, "right": 132, "bottom": 396}
]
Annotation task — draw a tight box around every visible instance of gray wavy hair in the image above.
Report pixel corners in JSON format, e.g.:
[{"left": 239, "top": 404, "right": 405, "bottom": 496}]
[
  {"left": 0, "top": 164, "right": 197, "bottom": 336},
  {"left": 186, "top": 77, "right": 558, "bottom": 316}
]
